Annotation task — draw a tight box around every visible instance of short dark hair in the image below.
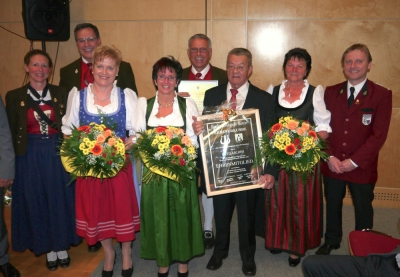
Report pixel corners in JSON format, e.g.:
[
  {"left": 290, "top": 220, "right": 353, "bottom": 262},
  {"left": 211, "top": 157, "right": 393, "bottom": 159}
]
[
  {"left": 341, "top": 43, "right": 372, "bottom": 66},
  {"left": 188, "top": 34, "right": 212, "bottom": 48},
  {"left": 24, "top": 49, "right": 53, "bottom": 68},
  {"left": 74, "top": 23, "right": 100, "bottom": 40},
  {"left": 152, "top": 56, "right": 182, "bottom": 88},
  {"left": 282, "top": 48, "right": 312, "bottom": 79},
  {"left": 227, "top": 48, "right": 252, "bottom": 66}
]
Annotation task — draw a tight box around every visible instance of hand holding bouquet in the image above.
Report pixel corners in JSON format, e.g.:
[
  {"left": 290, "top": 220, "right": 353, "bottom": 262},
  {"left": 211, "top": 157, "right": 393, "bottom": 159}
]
[
  {"left": 261, "top": 116, "right": 328, "bottom": 179},
  {"left": 60, "top": 122, "right": 127, "bottom": 181},
  {"left": 133, "top": 126, "right": 198, "bottom": 186}
]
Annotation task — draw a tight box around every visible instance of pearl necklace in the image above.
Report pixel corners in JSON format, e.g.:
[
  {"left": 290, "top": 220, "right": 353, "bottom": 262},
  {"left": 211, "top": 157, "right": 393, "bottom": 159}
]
[{"left": 158, "top": 100, "right": 174, "bottom": 108}]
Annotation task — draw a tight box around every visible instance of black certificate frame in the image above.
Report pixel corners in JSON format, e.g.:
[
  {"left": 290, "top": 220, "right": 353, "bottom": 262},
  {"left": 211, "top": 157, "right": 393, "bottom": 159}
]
[{"left": 198, "top": 109, "right": 263, "bottom": 196}]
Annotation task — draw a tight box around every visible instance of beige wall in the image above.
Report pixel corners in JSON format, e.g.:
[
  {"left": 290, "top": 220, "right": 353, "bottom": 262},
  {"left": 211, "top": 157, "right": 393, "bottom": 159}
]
[{"left": 1, "top": 0, "right": 399, "bottom": 205}]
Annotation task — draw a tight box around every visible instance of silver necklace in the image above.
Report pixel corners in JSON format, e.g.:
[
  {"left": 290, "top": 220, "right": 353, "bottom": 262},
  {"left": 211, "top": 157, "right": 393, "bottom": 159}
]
[
  {"left": 93, "top": 92, "right": 111, "bottom": 102},
  {"left": 158, "top": 100, "right": 174, "bottom": 108}
]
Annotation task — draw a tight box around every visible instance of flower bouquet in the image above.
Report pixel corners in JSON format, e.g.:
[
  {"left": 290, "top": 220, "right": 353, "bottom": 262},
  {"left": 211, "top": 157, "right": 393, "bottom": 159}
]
[
  {"left": 261, "top": 116, "right": 328, "bottom": 180},
  {"left": 132, "top": 126, "right": 198, "bottom": 187},
  {"left": 60, "top": 122, "right": 127, "bottom": 181}
]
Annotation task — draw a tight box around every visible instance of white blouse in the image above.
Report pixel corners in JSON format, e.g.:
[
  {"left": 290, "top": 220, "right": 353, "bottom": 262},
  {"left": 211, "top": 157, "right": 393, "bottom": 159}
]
[
  {"left": 266, "top": 80, "right": 332, "bottom": 132},
  {"left": 61, "top": 83, "right": 138, "bottom": 135},
  {"left": 132, "top": 92, "right": 199, "bottom": 145}
]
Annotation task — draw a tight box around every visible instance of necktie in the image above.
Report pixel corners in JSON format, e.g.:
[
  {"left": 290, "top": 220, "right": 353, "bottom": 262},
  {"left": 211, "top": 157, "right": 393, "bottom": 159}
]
[
  {"left": 195, "top": 72, "right": 202, "bottom": 79},
  {"left": 84, "top": 63, "right": 94, "bottom": 85},
  {"left": 348, "top": 87, "right": 355, "bottom": 107},
  {"left": 230, "top": 89, "right": 238, "bottom": 110}
]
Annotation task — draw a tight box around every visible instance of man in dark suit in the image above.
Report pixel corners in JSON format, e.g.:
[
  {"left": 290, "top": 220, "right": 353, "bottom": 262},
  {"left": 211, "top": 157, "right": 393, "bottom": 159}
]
[
  {"left": 316, "top": 44, "right": 392, "bottom": 255},
  {"left": 59, "top": 23, "right": 138, "bottom": 94},
  {"left": 181, "top": 34, "right": 228, "bottom": 83},
  {"left": 181, "top": 34, "right": 228, "bottom": 250},
  {"left": 303, "top": 249, "right": 400, "bottom": 276},
  {"left": 0, "top": 98, "right": 20, "bottom": 277},
  {"left": 193, "top": 48, "right": 277, "bottom": 276}
]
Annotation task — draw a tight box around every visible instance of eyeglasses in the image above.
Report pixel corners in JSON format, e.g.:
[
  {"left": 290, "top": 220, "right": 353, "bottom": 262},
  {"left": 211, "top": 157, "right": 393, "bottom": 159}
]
[
  {"left": 189, "top": 47, "right": 209, "bottom": 54},
  {"left": 157, "top": 75, "right": 176, "bottom": 81},
  {"left": 76, "top": 37, "right": 97, "bottom": 44},
  {"left": 227, "top": 64, "right": 248, "bottom": 72}
]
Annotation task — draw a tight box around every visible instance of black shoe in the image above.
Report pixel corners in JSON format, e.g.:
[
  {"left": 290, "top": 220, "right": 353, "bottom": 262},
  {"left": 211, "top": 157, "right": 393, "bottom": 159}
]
[
  {"left": 315, "top": 243, "right": 340, "bottom": 255},
  {"left": 121, "top": 256, "right": 133, "bottom": 277},
  {"left": 177, "top": 270, "right": 189, "bottom": 277},
  {"left": 88, "top": 241, "right": 102, "bottom": 252},
  {"left": 46, "top": 257, "right": 58, "bottom": 271},
  {"left": 269, "top": 250, "right": 282, "bottom": 254},
  {"left": 102, "top": 269, "right": 113, "bottom": 277},
  {"left": 158, "top": 270, "right": 169, "bottom": 277},
  {"left": 121, "top": 267, "right": 133, "bottom": 277},
  {"left": 206, "top": 253, "right": 228, "bottom": 270},
  {"left": 58, "top": 256, "right": 71, "bottom": 268},
  {"left": 242, "top": 263, "right": 256, "bottom": 276},
  {"left": 203, "top": 230, "right": 215, "bottom": 249},
  {"left": 288, "top": 256, "right": 301, "bottom": 267},
  {"left": 102, "top": 251, "right": 116, "bottom": 277},
  {"left": 0, "top": 262, "right": 20, "bottom": 277}
]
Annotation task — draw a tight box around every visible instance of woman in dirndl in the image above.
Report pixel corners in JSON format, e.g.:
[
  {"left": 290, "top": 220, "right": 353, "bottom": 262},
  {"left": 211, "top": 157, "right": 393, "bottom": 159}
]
[
  {"left": 133, "top": 56, "right": 204, "bottom": 277},
  {"left": 264, "top": 48, "right": 331, "bottom": 267},
  {"left": 5, "top": 49, "right": 81, "bottom": 271},
  {"left": 61, "top": 45, "right": 140, "bottom": 277}
]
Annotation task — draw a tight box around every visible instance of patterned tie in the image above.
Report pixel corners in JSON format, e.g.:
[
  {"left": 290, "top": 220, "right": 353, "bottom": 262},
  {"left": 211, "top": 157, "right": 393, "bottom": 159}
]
[
  {"left": 84, "top": 63, "right": 94, "bottom": 85},
  {"left": 348, "top": 87, "right": 355, "bottom": 108},
  {"left": 195, "top": 72, "right": 202, "bottom": 79},
  {"left": 230, "top": 89, "right": 238, "bottom": 110}
]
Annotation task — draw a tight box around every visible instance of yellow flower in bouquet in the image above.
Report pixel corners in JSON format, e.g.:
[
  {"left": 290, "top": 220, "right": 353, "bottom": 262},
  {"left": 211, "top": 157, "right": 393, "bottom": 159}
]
[
  {"left": 261, "top": 116, "right": 328, "bottom": 178},
  {"left": 132, "top": 126, "right": 198, "bottom": 186},
  {"left": 60, "top": 122, "right": 127, "bottom": 181}
]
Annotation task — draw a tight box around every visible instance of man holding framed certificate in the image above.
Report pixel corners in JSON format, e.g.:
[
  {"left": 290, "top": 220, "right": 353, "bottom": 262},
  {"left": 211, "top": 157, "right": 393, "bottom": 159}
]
[{"left": 193, "top": 48, "right": 278, "bottom": 276}]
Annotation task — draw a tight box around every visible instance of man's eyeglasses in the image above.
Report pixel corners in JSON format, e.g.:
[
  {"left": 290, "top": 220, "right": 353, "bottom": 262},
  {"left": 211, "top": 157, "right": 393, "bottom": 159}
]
[
  {"left": 227, "top": 65, "right": 248, "bottom": 72},
  {"left": 157, "top": 75, "right": 176, "bottom": 81},
  {"left": 189, "top": 48, "right": 209, "bottom": 54},
  {"left": 76, "top": 37, "right": 97, "bottom": 44}
]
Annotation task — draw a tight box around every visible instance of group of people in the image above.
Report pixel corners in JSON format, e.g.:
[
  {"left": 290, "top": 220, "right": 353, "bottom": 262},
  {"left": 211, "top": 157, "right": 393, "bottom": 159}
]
[{"left": 0, "top": 21, "right": 393, "bottom": 277}]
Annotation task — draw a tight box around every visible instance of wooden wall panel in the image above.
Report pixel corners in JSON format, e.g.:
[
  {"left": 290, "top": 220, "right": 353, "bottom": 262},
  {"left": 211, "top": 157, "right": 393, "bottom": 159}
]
[
  {"left": 0, "top": 1, "right": 23, "bottom": 22},
  {"left": 377, "top": 110, "right": 400, "bottom": 188},
  {"left": 69, "top": 0, "right": 206, "bottom": 21},
  {"left": 248, "top": 0, "right": 400, "bottom": 19},
  {"left": 210, "top": 20, "right": 247, "bottom": 71},
  {"left": 212, "top": 0, "right": 246, "bottom": 19}
]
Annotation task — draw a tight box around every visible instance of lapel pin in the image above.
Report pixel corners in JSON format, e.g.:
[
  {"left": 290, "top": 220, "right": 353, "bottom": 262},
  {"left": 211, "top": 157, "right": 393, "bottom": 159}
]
[
  {"left": 355, "top": 99, "right": 360, "bottom": 105},
  {"left": 363, "top": 91, "right": 367, "bottom": 96},
  {"left": 60, "top": 104, "right": 64, "bottom": 108},
  {"left": 54, "top": 98, "right": 57, "bottom": 102},
  {"left": 21, "top": 101, "right": 25, "bottom": 106},
  {"left": 75, "top": 69, "right": 78, "bottom": 74},
  {"left": 339, "top": 89, "right": 343, "bottom": 94}
]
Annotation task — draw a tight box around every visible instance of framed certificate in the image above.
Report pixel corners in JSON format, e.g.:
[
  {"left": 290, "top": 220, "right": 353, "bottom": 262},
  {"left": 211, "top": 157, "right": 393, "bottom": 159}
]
[
  {"left": 178, "top": 80, "right": 218, "bottom": 113},
  {"left": 198, "top": 109, "right": 263, "bottom": 196}
]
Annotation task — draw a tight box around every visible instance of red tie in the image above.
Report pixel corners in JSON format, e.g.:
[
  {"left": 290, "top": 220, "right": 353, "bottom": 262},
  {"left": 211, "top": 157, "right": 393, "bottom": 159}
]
[
  {"left": 195, "top": 72, "right": 202, "bottom": 79},
  {"left": 230, "top": 89, "right": 238, "bottom": 110},
  {"left": 84, "top": 63, "right": 94, "bottom": 85}
]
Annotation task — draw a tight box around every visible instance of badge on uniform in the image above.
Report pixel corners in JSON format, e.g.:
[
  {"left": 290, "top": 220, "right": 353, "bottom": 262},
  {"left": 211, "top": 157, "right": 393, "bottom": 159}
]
[{"left": 362, "top": 114, "right": 372, "bottom": 125}]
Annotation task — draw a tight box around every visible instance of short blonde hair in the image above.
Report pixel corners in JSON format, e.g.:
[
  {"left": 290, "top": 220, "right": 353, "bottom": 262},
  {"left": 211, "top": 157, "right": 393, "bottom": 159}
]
[
  {"left": 341, "top": 44, "right": 372, "bottom": 67},
  {"left": 92, "top": 45, "right": 122, "bottom": 67}
]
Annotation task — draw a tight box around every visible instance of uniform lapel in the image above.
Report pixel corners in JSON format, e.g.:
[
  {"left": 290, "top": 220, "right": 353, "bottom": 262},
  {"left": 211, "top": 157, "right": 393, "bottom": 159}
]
[{"left": 347, "top": 81, "right": 369, "bottom": 115}]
